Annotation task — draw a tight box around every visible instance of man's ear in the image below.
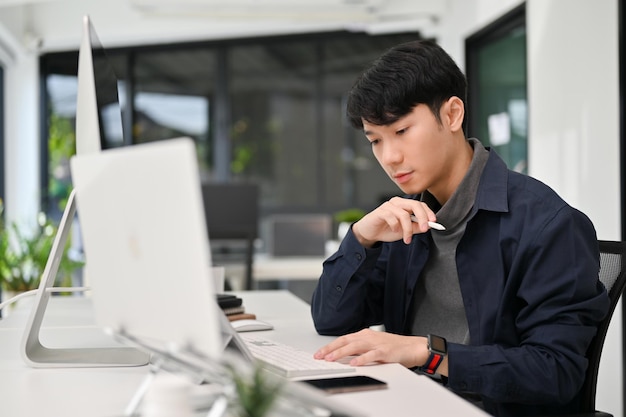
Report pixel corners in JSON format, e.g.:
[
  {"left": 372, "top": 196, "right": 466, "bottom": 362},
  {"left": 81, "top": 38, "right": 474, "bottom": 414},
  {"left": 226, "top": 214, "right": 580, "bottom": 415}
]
[{"left": 442, "top": 96, "right": 465, "bottom": 132}]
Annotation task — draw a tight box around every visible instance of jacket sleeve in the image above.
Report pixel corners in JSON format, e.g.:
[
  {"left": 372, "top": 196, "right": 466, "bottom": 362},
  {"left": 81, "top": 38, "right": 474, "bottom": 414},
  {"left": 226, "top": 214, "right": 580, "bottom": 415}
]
[
  {"left": 311, "top": 227, "right": 387, "bottom": 335},
  {"left": 447, "top": 206, "right": 610, "bottom": 409}
]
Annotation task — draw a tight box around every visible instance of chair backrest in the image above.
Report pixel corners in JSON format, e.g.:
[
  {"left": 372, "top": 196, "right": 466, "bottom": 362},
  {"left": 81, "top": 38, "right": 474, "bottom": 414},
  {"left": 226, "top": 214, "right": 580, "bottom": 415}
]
[
  {"left": 578, "top": 240, "right": 626, "bottom": 411},
  {"left": 201, "top": 183, "right": 259, "bottom": 290},
  {"left": 201, "top": 183, "right": 259, "bottom": 241}
]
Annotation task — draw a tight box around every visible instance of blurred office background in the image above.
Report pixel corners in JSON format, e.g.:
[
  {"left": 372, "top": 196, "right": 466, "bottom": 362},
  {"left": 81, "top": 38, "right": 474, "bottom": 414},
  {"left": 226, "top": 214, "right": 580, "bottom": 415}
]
[{"left": 0, "top": 0, "right": 623, "bottom": 415}]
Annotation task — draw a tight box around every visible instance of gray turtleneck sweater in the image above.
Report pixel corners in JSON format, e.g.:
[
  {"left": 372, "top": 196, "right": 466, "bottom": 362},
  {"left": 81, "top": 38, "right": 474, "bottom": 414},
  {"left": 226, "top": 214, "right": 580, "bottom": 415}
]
[{"left": 409, "top": 138, "right": 489, "bottom": 344}]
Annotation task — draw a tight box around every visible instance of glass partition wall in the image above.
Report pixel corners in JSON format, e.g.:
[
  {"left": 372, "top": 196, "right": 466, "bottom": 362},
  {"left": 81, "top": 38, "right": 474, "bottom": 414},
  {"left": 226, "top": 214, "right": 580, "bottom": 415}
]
[{"left": 42, "top": 31, "right": 421, "bottom": 222}]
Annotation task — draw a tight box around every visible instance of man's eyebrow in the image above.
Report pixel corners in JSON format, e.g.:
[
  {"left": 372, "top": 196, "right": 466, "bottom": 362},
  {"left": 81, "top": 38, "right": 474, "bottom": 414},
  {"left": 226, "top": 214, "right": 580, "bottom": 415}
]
[{"left": 363, "top": 129, "right": 374, "bottom": 136}]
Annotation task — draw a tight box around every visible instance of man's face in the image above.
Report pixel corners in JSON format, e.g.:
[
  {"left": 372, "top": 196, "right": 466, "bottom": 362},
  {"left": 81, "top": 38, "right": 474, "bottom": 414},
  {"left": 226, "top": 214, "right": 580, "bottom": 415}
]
[{"left": 362, "top": 104, "right": 454, "bottom": 196}]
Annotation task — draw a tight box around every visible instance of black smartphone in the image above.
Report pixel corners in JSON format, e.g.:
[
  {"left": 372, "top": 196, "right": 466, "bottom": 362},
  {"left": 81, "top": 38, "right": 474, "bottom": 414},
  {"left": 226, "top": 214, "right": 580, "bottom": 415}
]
[{"left": 301, "top": 375, "right": 387, "bottom": 394}]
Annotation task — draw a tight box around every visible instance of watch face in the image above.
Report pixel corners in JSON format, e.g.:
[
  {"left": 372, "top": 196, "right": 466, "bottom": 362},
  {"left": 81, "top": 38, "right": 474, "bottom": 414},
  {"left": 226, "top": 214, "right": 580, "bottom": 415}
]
[{"left": 429, "top": 335, "right": 447, "bottom": 354}]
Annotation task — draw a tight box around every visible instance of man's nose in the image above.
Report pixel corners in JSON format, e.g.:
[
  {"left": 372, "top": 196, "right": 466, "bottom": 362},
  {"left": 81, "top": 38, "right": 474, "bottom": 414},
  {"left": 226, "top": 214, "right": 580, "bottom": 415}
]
[{"left": 380, "top": 142, "right": 402, "bottom": 165}]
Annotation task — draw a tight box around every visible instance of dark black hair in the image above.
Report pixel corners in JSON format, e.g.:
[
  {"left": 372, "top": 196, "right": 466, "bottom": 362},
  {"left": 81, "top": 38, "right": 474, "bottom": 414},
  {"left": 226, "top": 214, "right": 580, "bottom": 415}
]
[{"left": 346, "top": 39, "right": 467, "bottom": 129}]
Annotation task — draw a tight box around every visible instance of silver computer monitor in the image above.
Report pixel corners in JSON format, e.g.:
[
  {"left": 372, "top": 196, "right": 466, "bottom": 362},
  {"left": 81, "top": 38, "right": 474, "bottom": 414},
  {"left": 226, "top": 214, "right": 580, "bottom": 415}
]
[
  {"left": 70, "top": 138, "right": 223, "bottom": 361},
  {"left": 76, "top": 15, "right": 125, "bottom": 154},
  {"left": 20, "top": 15, "right": 148, "bottom": 368}
]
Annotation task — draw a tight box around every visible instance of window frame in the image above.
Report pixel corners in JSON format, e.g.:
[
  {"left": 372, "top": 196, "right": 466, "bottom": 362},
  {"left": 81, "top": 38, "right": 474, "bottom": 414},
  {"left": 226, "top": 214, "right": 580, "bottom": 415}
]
[{"left": 465, "top": 2, "right": 527, "bottom": 171}]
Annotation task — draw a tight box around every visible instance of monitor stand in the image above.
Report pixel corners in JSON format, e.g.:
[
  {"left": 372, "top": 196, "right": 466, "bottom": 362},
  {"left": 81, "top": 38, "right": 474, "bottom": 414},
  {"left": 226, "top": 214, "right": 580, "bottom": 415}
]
[{"left": 20, "top": 189, "right": 150, "bottom": 367}]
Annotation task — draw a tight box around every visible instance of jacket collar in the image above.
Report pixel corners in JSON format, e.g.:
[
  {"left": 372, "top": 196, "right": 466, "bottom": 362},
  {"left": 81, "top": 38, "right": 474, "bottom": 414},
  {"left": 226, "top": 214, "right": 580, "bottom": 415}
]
[{"left": 473, "top": 148, "right": 509, "bottom": 214}]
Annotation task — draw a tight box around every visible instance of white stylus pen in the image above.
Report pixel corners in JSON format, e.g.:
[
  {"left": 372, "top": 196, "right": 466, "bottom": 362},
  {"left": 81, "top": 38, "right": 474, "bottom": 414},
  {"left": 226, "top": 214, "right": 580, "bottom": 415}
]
[{"left": 410, "top": 215, "right": 446, "bottom": 231}]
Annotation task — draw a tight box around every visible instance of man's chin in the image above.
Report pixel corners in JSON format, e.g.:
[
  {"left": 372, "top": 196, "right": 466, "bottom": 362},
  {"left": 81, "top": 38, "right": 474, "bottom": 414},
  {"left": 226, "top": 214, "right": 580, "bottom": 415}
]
[{"left": 396, "top": 184, "right": 425, "bottom": 196}]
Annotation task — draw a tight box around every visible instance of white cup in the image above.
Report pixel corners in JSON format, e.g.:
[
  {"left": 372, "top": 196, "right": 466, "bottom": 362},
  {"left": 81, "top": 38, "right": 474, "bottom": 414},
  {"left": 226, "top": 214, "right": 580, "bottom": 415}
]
[{"left": 210, "top": 266, "right": 226, "bottom": 293}]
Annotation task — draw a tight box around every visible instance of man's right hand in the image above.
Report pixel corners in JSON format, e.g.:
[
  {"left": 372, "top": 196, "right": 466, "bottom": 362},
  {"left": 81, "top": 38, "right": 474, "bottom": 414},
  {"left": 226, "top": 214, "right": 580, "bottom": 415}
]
[{"left": 352, "top": 197, "right": 438, "bottom": 247}]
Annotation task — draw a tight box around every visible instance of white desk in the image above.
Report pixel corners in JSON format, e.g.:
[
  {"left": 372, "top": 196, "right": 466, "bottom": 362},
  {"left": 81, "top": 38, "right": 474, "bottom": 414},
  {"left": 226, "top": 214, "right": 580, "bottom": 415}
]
[
  {"left": 0, "top": 291, "right": 488, "bottom": 417},
  {"left": 0, "top": 297, "right": 147, "bottom": 417},
  {"left": 252, "top": 255, "right": 324, "bottom": 281},
  {"left": 223, "top": 255, "right": 325, "bottom": 290}
]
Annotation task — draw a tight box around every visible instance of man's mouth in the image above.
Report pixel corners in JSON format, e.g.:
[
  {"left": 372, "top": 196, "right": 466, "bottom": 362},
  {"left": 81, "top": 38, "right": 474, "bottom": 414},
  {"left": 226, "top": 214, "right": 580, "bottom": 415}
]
[{"left": 393, "top": 171, "right": 413, "bottom": 184}]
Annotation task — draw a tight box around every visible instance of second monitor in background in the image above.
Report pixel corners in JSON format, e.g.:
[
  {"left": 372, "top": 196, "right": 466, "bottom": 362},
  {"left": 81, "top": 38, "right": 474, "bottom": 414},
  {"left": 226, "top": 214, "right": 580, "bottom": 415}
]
[{"left": 267, "top": 214, "right": 331, "bottom": 257}]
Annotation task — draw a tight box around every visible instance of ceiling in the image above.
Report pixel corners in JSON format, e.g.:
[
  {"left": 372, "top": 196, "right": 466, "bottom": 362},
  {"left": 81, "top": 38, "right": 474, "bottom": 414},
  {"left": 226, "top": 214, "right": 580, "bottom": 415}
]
[
  {"left": 0, "top": 0, "right": 446, "bottom": 53},
  {"left": 126, "top": 0, "right": 443, "bottom": 24}
]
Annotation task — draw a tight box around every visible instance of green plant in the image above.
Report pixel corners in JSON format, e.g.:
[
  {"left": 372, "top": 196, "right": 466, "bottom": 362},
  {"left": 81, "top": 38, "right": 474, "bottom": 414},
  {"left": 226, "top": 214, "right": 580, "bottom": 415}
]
[
  {"left": 48, "top": 112, "right": 77, "bottom": 213},
  {"left": 333, "top": 208, "right": 366, "bottom": 224},
  {"left": 229, "top": 362, "right": 283, "bottom": 417},
  {"left": 0, "top": 200, "right": 83, "bottom": 292}
]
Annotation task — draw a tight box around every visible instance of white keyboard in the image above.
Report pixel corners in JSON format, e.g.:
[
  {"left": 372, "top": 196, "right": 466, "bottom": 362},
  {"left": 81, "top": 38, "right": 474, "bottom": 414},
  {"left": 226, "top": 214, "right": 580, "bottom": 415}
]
[{"left": 241, "top": 334, "right": 356, "bottom": 378}]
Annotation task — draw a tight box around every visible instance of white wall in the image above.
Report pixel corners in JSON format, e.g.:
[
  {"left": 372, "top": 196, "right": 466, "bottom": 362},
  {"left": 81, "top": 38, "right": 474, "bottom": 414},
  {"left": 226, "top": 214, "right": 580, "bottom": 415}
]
[{"left": 527, "top": 0, "right": 621, "bottom": 415}]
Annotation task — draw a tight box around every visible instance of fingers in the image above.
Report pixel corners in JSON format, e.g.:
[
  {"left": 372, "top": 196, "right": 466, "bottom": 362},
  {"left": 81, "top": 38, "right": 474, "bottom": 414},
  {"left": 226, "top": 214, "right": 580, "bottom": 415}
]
[
  {"left": 314, "top": 330, "right": 428, "bottom": 369},
  {"left": 348, "top": 348, "right": 386, "bottom": 366},
  {"left": 353, "top": 197, "right": 439, "bottom": 246},
  {"left": 314, "top": 330, "right": 368, "bottom": 361},
  {"left": 383, "top": 198, "right": 437, "bottom": 243}
]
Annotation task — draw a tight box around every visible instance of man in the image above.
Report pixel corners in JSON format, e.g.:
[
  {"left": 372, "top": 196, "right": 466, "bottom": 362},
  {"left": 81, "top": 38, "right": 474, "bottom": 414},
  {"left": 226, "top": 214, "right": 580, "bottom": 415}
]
[{"left": 310, "top": 40, "right": 609, "bottom": 416}]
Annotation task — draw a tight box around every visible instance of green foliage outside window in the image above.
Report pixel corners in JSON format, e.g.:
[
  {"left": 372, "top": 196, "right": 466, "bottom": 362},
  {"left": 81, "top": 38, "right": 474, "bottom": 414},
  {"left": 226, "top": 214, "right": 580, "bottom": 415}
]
[
  {"left": 48, "top": 112, "right": 76, "bottom": 213},
  {"left": 0, "top": 199, "right": 83, "bottom": 292},
  {"left": 0, "top": 111, "right": 82, "bottom": 293}
]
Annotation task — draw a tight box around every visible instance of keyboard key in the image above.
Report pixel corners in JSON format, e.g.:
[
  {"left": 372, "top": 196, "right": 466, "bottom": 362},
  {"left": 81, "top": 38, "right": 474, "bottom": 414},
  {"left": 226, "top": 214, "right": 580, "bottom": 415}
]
[{"left": 242, "top": 335, "right": 356, "bottom": 378}]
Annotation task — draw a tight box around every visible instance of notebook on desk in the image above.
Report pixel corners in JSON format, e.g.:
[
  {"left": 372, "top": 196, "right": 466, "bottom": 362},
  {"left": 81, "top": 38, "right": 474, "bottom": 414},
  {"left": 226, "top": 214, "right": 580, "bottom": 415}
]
[{"left": 70, "top": 137, "right": 355, "bottom": 377}]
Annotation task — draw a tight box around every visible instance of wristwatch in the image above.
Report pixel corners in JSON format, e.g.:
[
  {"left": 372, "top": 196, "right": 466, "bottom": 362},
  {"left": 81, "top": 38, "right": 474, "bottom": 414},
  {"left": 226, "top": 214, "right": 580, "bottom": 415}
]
[{"left": 419, "top": 334, "right": 447, "bottom": 375}]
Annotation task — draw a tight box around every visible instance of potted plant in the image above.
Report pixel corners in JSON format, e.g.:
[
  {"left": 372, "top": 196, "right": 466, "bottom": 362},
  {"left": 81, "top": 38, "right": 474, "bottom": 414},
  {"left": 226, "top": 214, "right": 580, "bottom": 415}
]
[
  {"left": 0, "top": 198, "right": 83, "bottom": 299},
  {"left": 333, "top": 208, "right": 366, "bottom": 240},
  {"left": 218, "top": 355, "right": 285, "bottom": 417},
  {"left": 229, "top": 362, "right": 283, "bottom": 417}
]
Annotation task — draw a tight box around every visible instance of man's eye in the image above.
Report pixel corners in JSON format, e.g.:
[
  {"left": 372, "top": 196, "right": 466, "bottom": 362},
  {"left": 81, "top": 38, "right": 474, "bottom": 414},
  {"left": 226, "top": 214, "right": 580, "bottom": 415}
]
[
  {"left": 370, "top": 139, "right": 380, "bottom": 146},
  {"left": 396, "top": 128, "right": 407, "bottom": 135}
]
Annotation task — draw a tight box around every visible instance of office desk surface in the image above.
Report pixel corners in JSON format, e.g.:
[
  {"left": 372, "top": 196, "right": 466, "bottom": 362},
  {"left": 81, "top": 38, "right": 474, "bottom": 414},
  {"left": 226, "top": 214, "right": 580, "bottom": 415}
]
[
  {"left": 252, "top": 255, "right": 324, "bottom": 281},
  {"left": 0, "top": 291, "right": 487, "bottom": 417},
  {"left": 223, "top": 255, "right": 325, "bottom": 288},
  {"left": 0, "top": 297, "right": 147, "bottom": 417}
]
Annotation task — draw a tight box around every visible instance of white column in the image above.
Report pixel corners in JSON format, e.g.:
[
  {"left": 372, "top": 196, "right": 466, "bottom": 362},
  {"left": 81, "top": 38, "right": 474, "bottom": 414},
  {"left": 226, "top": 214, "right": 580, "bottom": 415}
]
[
  {"left": 3, "top": 48, "right": 40, "bottom": 228},
  {"left": 527, "top": 0, "right": 622, "bottom": 415}
]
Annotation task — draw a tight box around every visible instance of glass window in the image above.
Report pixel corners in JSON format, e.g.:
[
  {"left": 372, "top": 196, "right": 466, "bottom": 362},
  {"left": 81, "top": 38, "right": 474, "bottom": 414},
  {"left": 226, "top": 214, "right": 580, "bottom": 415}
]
[
  {"left": 229, "top": 40, "right": 319, "bottom": 208},
  {"left": 41, "top": 31, "right": 422, "bottom": 220},
  {"left": 134, "top": 49, "right": 214, "bottom": 173},
  {"left": 229, "top": 33, "right": 420, "bottom": 211}
]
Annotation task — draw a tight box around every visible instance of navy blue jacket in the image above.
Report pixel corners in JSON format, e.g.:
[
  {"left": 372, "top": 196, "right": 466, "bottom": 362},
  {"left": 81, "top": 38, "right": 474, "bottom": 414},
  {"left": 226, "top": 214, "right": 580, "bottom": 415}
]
[{"left": 311, "top": 150, "right": 609, "bottom": 416}]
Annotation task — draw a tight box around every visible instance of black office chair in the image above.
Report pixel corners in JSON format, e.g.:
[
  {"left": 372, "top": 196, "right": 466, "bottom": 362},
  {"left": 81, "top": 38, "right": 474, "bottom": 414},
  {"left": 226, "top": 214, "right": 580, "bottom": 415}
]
[
  {"left": 567, "top": 240, "right": 626, "bottom": 417},
  {"left": 201, "top": 183, "right": 259, "bottom": 290}
]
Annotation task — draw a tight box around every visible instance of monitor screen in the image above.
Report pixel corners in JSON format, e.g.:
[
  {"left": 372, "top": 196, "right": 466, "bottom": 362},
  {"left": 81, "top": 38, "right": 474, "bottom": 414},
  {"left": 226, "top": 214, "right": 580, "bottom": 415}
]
[{"left": 75, "top": 15, "right": 124, "bottom": 155}]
